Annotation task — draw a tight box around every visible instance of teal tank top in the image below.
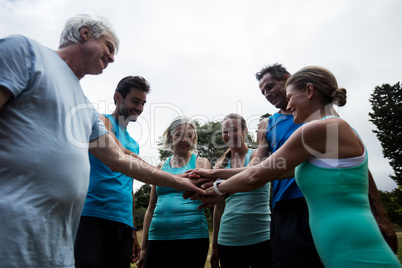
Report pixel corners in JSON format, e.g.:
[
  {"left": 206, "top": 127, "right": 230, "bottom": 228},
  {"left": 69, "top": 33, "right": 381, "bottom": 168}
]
[
  {"left": 218, "top": 149, "right": 271, "bottom": 246},
  {"left": 83, "top": 114, "right": 139, "bottom": 227},
  {"left": 295, "top": 155, "right": 400, "bottom": 267},
  {"left": 148, "top": 154, "right": 209, "bottom": 240}
]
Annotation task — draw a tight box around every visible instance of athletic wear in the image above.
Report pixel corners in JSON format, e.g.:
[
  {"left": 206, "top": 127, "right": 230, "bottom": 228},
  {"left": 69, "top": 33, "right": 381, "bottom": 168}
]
[
  {"left": 148, "top": 154, "right": 209, "bottom": 240},
  {"left": 82, "top": 114, "right": 139, "bottom": 227},
  {"left": 218, "top": 240, "right": 273, "bottom": 268},
  {"left": 266, "top": 112, "right": 322, "bottom": 268},
  {"left": 0, "top": 35, "right": 108, "bottom": 267},
  {"left": 296, "top": 151, "right": 400, "bottom": 267},
  {"left": 75, "top": 114, "right": 139, "bottom": 267},
  {"left": 218, "top": 149, "right": 271, "bottom": 246},
  {"left": 266, "top": 113, "right": 303, "bottom": 208},
  {"left": 144, "top": 238, "right": 209, "bottom": 268},
  {"left": 145, "top": 154, "right": 209, "bottom": 268},
  {"left": 74, "top": 216, "right": 134, "bottom": 268}
]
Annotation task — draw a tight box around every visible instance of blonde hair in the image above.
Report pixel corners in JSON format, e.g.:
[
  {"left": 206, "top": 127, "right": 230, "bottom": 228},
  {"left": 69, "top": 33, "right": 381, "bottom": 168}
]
[
  {"left": 286, "top": 66, "right": 347, "bottom": 106},
  {"left": 161, "top": 117, "right": 198, "bottom": 152},
  {"left": 214, "top": 113, "right": 247, "bottom": 169}
]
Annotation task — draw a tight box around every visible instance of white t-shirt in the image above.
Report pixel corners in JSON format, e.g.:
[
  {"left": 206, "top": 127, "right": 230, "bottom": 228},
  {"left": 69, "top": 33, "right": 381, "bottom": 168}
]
[{"left": 0, "top": 35, "right": 108, "bottom": 267}]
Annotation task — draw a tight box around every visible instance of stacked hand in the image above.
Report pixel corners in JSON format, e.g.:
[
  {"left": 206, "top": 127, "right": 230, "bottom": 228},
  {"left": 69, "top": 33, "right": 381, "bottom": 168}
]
[{"left": 181, "top": 169, "right": 224, "bottom": 209}]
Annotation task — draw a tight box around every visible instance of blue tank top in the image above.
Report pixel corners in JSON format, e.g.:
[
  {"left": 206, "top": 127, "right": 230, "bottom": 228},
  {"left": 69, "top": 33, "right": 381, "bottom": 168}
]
[
  {"left": 148, "top": 154, "right": 209, "bottom": 240},
  {"left": 218, "top": 149, "right": 271, "bottom": 246},
  {"left": 266, "top": 113, "right": 304, "bottom": 208},
  {"left": 82, "top": 114, "right": 139, "bottom": 227}
]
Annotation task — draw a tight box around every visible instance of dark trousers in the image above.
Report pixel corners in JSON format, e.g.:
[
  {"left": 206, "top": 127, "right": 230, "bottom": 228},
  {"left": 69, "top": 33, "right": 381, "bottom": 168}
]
[
  {"left": 218, "top": 239, "right": 273, "bottom": 268},
  {"left": 144, "top": 238, "right": 209, "bottom": 268},
  {"left": 74, "top": 216, "right": 134, "bottom": 268},
  {"left": 271, "top": 198, "right": 324, "bottom": 268}
]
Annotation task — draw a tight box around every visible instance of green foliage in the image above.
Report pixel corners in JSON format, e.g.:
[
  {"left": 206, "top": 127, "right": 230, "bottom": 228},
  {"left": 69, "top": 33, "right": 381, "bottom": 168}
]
[
  {"left": 157, "top": 119, "right": 256, "bottom": 167},
  {"left": 369, "top": 82, "right": 402, "bottom": 186},
  {"left": 259, "top": 112, "right": 271, "bottom": 122},
  {"left": 135, "top": 184, "right": 151, "bottom": 208},
  {"left": 379, "top": 190, "right": 402, "bottom": 226},
  {"left": 134, "top": 184, "right": 151, "bottom": 230}
]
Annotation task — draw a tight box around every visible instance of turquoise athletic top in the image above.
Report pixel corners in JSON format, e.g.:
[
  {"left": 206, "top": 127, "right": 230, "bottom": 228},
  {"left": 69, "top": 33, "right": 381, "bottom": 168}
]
[
  {"left": 295, "top": 121, "right": 400, "bottom": 267},
  {"left": 148, "top": 154, "right": 209, "bottom": 240},
  {"left": 218, "top": 149, "right": 271, "bottom": 246},
  {"left": 82, "top": 114, "right": 139, "bottom": 227},
  {"left": 266, "top": 113, "right": 304, "bottom": 208}
]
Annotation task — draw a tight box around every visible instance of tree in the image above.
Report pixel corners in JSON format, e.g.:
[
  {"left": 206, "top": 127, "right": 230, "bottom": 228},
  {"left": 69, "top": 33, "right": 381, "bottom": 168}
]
[
  {"left": 378, "top": 190, "right": 402, "bottom": 226},
  {"left": 369, "top": 82, "right": 402, "bottom": 187},
  {"left": 134, "top": 184, "right": 151, "bottom": 230},
  {"left": 158, "top": 119, "right": 257, "bottom": 167}
]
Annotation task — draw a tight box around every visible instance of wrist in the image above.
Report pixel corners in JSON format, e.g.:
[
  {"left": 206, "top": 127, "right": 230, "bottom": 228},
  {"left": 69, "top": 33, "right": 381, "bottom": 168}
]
[{"left": 213, "top": 179, "right": 226, "bottom": 196}]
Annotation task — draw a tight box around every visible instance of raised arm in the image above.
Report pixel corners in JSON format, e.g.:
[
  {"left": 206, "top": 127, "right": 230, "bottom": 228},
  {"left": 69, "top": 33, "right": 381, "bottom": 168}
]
[{"left": 248, "top": 118, "right": 270, "bottom": 166}]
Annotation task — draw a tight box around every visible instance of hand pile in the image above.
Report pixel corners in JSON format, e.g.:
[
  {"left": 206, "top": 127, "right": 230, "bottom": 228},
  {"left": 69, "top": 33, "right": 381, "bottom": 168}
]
[{"left": 182, "top": 169, "right": 225, "bottom": 209}]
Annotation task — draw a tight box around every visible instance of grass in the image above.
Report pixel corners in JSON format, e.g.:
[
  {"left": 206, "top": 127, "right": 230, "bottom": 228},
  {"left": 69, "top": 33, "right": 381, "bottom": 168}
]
[
  {"left": 394, "top": 225, "right": 402, "bottom": 263},
  {"left": 131, "top": 227, "right": 402, "bottom": 267}
]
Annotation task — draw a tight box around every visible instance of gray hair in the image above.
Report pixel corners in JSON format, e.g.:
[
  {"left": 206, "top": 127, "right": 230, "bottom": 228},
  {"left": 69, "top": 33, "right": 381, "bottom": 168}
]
[
  {"left": 161, "top": 117, "right": 198, "bottom": 152},
  {"left": 59, "top": 14, "right": 119, "bottom": 52}
]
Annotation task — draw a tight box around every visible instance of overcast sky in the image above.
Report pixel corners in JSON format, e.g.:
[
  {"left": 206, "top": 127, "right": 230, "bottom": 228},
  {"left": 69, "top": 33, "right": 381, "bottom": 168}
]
[{"left": 1, "top": 0, "right": 400, "bottom": 191}]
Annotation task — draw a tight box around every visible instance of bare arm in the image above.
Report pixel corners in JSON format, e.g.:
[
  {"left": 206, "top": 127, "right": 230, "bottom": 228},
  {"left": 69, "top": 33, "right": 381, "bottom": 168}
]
[
  {"left": 137, "top": 183, "right": 158, "bottom": 268},
  {"left": 89, "top": 134, "right": 204, "bottom": 193},
  {"left": 248, "top": 118, "right": 270, "bottom": 166},
  {"left": 0, "top": 86, "right": 13, "bottom": 110},
  {"left": 214, "top": 125, "right": 311, "bottom": 194}
]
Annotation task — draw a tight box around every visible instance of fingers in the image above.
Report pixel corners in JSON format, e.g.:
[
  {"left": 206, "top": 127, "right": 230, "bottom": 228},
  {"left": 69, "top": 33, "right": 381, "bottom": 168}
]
[{"left": 194, "top": 194, "right": 224, "bottom": 209}]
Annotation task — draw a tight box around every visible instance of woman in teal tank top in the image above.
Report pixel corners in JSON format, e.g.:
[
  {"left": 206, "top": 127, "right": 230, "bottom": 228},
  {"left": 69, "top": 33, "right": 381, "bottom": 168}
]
[
  {"left": 211, "top": 114, "right": 273, "bottom": 268},
  {"left": 137, "top": 117, "right": 211, "bottom": 268},
  {"left": 198, "top": 66, "right": 400, "bottom": 267}
]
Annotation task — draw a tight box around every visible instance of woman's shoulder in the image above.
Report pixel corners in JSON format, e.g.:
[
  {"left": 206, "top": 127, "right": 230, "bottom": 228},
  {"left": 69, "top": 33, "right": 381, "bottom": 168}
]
[{"left": 195, "top": 155, "right": 211, "bottom": 169}]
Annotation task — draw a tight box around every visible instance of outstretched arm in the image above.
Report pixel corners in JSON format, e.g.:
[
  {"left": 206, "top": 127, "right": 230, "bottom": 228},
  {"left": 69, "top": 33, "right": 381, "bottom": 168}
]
[
  {"left": 209, "top": 125, "right": 311, "bottom": 195},
  {"left": 89, "top": 134, "right": 205, "bottom": 194}
]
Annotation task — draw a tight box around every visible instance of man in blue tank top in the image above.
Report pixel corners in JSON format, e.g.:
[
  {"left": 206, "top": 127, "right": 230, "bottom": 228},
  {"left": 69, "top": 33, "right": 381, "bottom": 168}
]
[
  {"left": 75, "top": 76, "right": 150, "bottom": 268},
  {"left": 254, "top": 64, "right": 324, "bottom": 268}
]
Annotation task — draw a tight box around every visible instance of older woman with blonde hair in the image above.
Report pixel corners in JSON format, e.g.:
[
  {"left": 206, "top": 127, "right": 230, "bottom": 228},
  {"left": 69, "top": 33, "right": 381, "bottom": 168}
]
[{"left": 137, "top": 117, "right": 211, "bottom": 268}]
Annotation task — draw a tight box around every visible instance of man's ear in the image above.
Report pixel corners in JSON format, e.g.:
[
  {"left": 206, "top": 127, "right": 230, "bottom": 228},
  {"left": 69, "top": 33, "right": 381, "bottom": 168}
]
[
  {"left": 80, "top": 26, "right": 92, "bottom": 41},
  {"left": 114, "top": 92, "right": 122, "bottom": 103},
  {"left": 282, "top": 74, "right": 290, "bottom": 81}
]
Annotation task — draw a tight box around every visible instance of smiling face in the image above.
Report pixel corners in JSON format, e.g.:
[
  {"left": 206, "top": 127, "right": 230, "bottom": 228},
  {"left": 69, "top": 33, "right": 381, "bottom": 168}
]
[
  {"left": 81, "top": 31, "right": 116, "bottom": 75},
  {"left": 116, "top": 87, "right": 147, "bottom": 122},
  {"left": 259, "top": 73, "right": 288, "bottom": 110},
  {"left": 286, "top": 84, "right": 310, "bottom": 124},
  {"left": 222, "top": 118, "right": 247, "bottom": 149},
  {"left": 170, "top": 123, "right": 196, "bottom": 155}
]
